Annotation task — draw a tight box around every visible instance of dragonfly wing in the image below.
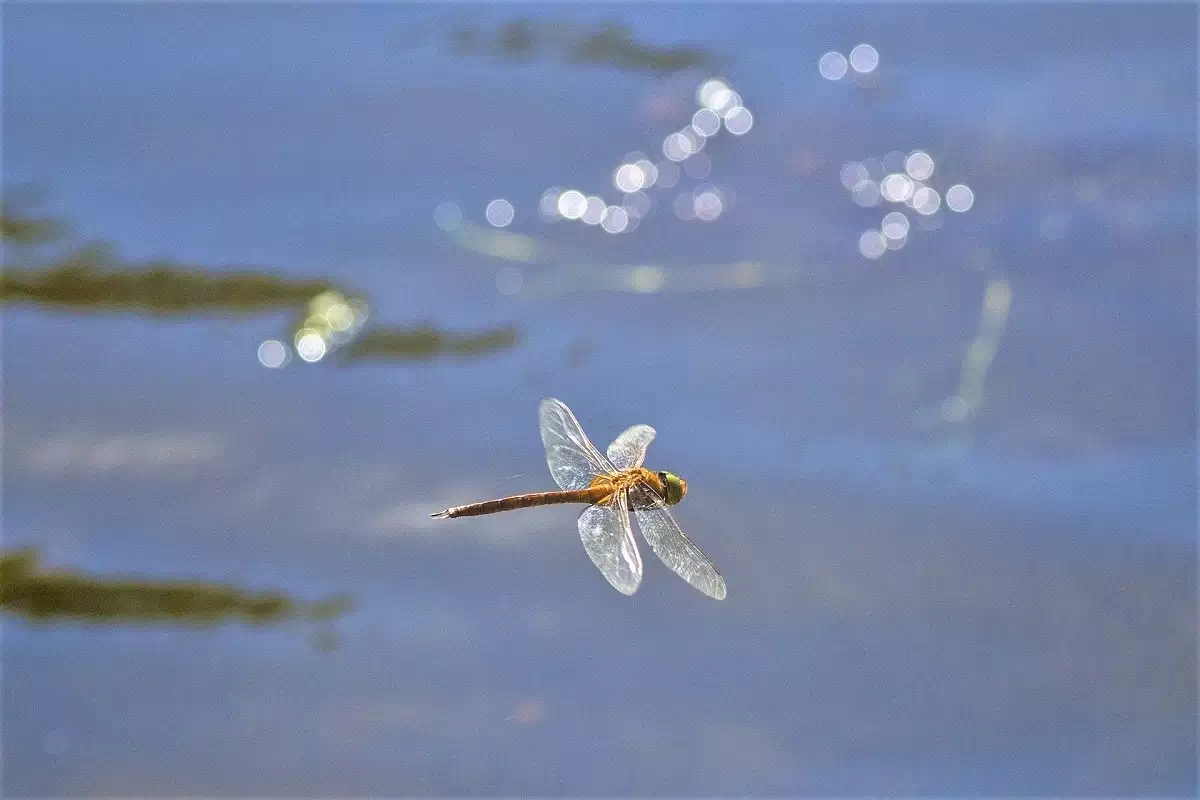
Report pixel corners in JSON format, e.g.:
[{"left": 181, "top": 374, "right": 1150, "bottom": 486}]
[
  {"left": 577, "top": 490, "right": 642, "bottom": 595},
  {"left": 630, "top": 486, "right": 727, "bottom": 600},
  {"left": 606, "top": 424, "right": 656, "bottom": 470},
  {"left": 539, "top": 398, "right": 615, "bottom": 490}
]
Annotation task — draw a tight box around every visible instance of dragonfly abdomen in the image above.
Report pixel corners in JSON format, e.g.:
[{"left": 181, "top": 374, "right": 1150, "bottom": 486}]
[{"left": 431, "top": 488, "right": 606, "bottom": 519}]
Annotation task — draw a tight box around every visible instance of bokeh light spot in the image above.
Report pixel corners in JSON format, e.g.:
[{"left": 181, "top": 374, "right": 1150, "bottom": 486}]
[
  {"left": 693, "top": 188, "right": 724, "bottom": 221},
  {"left": 295, "top": 331, "right": 327, "bottom": 363},
  {"left": 849, "top": 43, "right": 879, "bottom": 73},
  {"left": 539, "top": 187, "right": 562, "bottom": 222},
  {"left": 905, "top": 151, "right": 935, "bottom": 181},
  {"left": 852, "top": 180, "right": 882, "bottom": 207},
  {"left": 881, "top": 173, "right": 915, "bottom": 203},
  {"left": 635, "top": 159, "right": 659, "bottom": 188},
  {"left": 882, "top": 211, "right": 910, "bottom": 240},
  {"left": 600, "top": 205, "right": 630, "bottom": 234},
  {"left": 724, "top": 106, "right": 753, "bottom": 135},
  {"left": 485, "top": 198, "right": 515, "bottom": 228},
  {"left": 946, "top": 184, "right": 975, "bottom": 212},
  {"left": 719, "top": 91, "right": 744, "bottom": 118},
  {"left": 912, "top": 186, "right": 941, "bottom": 215},
  {"left": 581, "top": 196, "right": 606, "bottom": 225},
  {"left": 692, "top": 108, "right": 721, "bottom": 138},
  {"left": 706, "top": 87, "right": 738, "bottom": 116},
  {"left": 841, "top": 161, "right": 869, "bottom": 191},
  {"left": 557, "top": 190, "right": 587, "bottom": 220},
  {"left": 819, "top": 51, "right": 848, "bottom": 80},
  {"left": 614, "top": 163, "right": 646, "bottom": 193},
  {"left": 257, "top": 339, "right": 289, "bottom": 369},
  {"left": 697, "top": 78, "right": 730, "bottom": 109},
  {"left": 326, "top": 302, "right": 354, "bottom": 332},
  {"left": 858, "top": 230, "right": 886, "bottom": 259},
  {"left": 663, "top": 131, "right": 694, "bottom": 162}
]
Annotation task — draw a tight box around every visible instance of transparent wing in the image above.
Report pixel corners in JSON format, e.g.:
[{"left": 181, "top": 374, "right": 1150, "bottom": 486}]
[
  {"left": 539, "top": 398, "right": 614, "bottom": 490},
  {"left": 577, "top": 490, "right": 642, "bottom": 595},
  {"left": 630, "top": 486, "right": 727, "bottom": 600},
  {"left": 606, "top": 424, "right": 656, "bottom": 471}
]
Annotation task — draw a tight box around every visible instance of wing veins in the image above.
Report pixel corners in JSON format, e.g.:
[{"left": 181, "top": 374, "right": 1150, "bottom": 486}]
[{"left": 630, "top": 486, "right": 726, "bottom": 600}]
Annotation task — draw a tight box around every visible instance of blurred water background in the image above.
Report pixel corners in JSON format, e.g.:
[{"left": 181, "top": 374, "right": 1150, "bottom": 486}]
[{"left": 2, "top": 3, "right": 1196, "bottom": 795}]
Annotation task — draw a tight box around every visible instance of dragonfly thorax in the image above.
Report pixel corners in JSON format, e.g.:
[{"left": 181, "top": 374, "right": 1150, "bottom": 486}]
[{"left": 588, "top": 467, "right": 687, "bottom": 506}]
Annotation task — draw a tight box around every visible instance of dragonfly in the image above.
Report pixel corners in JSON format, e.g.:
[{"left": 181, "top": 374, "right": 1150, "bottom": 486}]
[{"left": 431, "top": 398, "right": 726, "bottom": 600}]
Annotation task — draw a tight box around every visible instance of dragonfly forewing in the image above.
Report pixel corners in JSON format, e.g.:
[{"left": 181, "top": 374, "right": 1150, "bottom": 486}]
[
  {"left": 539, "top": 398, "right": 614, "bottom": 490},
  {"left": 577, "top": 489, "right": 643, "bottom": 595},
  {"left": 606, "top": 424, "right": 656, "bottom": 471},
  {"left": 630, "top": 486, "right": 727, "bottom": 600}
]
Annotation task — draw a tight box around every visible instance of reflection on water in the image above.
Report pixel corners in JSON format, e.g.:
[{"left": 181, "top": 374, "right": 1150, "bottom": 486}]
[
  {"left": 443, "top": 74, "right": 755, "bottom": 249},
  {"left": 841, "top": 149, "right": 974, "bottom": 258},
  {"left": 445, "top": 219, "right": 543, "bottom": 263},
  {"left": 0, "top": 548, "right": 350, "bottom": 626}
]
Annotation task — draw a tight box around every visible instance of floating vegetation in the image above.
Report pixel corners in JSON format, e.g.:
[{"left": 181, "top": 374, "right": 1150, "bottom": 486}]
[
  {"left": 570, "top": 21, "right": 718, "bottom": 73},
  {"left": 0, "top": 547, "right": 351, "bottom": 627},
  {"left": 1, "top": 207, "right": 340, "bottom": 315},
  {"left": 449, "top": 17, "right": 721, "bottom": 74},
  {"left": 341, "top": 324, "right": 518, "bottom": 362},
  {"left": 0, "top": 203, "right": 63, "bottom": 245},
  {"left": 1, "top": 254, "right": 336, "bottom": 315},
  {"left": 1, "top": 207, "right": 521, "bottom": 365}
]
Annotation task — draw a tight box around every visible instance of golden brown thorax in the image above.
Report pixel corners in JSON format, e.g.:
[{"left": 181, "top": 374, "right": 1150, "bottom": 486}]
[{"left": 588, "top": 467, "right": 684, "bottom": 506}]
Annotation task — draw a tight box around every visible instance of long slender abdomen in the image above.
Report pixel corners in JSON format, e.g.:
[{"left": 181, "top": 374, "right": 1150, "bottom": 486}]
[{"left": 431, "top": 489, "right": 601, "bottom": 519}]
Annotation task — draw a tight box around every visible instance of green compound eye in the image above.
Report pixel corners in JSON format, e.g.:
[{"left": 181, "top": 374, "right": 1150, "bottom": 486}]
[{"left": 658, "top": 471, "right": 687, "bottom": 505}]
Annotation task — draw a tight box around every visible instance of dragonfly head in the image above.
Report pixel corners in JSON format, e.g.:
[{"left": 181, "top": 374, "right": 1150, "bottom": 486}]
[{"left": 658, "top": 471, "right": 688, "bottom": 505}]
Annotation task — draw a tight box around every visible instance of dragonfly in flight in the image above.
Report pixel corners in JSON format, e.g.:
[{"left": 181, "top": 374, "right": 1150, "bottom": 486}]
[{"left": 432, "top": 398, "right": 726, "bottom": 599}]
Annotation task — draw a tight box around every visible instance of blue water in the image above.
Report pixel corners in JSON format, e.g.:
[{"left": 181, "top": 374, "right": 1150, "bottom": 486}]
[{"left": 3, "top": 3, "right": 1196, "bottom": 795}]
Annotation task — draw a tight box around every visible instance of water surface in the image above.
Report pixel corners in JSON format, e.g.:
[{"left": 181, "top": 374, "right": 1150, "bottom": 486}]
[{"left": 3, "top": 3, "right": 1195, "bottom": 795}]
